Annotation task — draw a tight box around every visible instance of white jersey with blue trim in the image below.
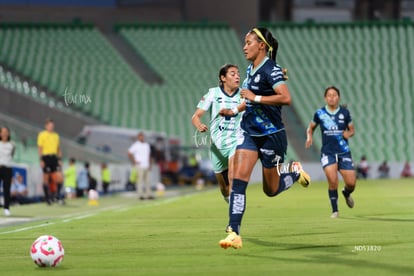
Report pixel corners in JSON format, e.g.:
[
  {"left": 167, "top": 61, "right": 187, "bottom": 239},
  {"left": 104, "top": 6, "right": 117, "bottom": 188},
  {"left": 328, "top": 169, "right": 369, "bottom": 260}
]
[
  {"left": 197, "top": 86, "right": 243, "bottom": 149},
  {"left": 241, "top": 57, "right": 286, "bottom": 136}
]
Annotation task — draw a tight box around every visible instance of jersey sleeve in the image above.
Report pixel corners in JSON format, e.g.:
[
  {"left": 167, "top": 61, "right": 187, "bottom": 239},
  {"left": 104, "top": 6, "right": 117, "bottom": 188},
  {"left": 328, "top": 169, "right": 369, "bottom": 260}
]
[
  {"left": 37, "top": 132, "right": 43, "bottom": 147},
  {"left": 196, "top": 88, "right": 214, "bottom": 111},
  {"left": 56, "top": 134, "right": 60, "bottom": 147},
  {"left": 127, "top": 143, "right": 135, "bottom": 154},
  {"left": 346, "top": 109, "right": 353, "bottom": 126},
  {"left": 268, "top": 65, "right": 286, "bottom": 90}
]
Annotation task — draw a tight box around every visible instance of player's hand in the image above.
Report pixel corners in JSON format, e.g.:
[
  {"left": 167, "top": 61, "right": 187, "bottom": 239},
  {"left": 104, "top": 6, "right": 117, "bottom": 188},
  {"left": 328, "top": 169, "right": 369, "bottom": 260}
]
[
  {"left": 282, "top": 68, "right": 288, "bottom": 81},
  {"left": 240, "top": 89, "right": 255, "bottom": 101},
  {"left": 305, "top": 137, "right": 312, "bottom": 148},
  {"left": 219, "top": 109, "right": 235, "bottom": 117},
  {"left": 197, "top": 123, "right": 208, "bottom": 132},
  {"left": 343, "top": 130, "right": 350, "bottom": 139}
]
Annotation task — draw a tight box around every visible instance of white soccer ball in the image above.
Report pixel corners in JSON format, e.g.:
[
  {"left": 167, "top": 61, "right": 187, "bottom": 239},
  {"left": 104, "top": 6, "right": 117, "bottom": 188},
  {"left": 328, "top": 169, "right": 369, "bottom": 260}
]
[
  {"left": 88, "top": 189, "right": 99, "bottom": 200},
  {"left": 30, "top": 235, "right": 65, "bottom": 267}
]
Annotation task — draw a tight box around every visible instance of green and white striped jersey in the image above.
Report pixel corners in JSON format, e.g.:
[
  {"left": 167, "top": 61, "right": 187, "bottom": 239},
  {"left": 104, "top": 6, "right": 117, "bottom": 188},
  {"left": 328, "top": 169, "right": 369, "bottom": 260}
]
[{"left": 197, "top": 86, "right": 243, "bottom": 149}]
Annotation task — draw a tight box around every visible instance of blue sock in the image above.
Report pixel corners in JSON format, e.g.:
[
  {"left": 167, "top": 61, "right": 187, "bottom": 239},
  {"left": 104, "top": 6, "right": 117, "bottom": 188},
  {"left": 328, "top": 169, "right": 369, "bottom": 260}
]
[
  {"left": 274, "top": 172, "right": 300, "bottom": 195},
  {"left": 342, "top": 186, "right": 354, "bottom": 197},
  {"left": 329, "top": 189, "right": 338, "bottom": 212},
  {"left": 228, "top": 178, "right": 248, "bottom": 235}
]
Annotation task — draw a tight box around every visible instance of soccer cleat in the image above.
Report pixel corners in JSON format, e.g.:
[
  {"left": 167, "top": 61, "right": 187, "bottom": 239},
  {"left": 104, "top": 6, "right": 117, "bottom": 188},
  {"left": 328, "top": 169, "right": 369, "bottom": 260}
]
[
  {"left": 219, "top": 228, "right": 242, "bottom": 249},
  {"left": 342, "top": 189, "right": 354, "bottom": 208},
  {"left": 330, "top": 211, "right": 339, "bottom": 218},
  {"left": 291, "top": 162, "right": 311, "bottom": 188},
  {"left": 223, "top": 195, "right": 230, "bottom": 204},
  {"left": 4, "top": 209, "right": 11, "bottom": 217}
]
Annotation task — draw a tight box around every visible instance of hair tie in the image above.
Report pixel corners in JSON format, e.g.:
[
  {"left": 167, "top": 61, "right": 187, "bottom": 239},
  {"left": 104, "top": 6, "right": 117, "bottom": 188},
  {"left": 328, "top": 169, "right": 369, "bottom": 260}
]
[{"left": 252, "top": 28, "right": 273, "bottom": 52}]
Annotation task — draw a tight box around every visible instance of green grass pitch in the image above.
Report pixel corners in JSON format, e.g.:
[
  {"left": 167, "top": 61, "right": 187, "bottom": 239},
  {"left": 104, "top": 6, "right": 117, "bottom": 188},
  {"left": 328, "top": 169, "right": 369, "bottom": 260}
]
[{"left": 1, "top": 178, "right": 414, "bottom": 275}]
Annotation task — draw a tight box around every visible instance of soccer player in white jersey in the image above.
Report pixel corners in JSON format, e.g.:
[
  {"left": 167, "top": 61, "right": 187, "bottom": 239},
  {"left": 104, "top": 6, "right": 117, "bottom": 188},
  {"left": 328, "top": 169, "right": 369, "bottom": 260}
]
[{"left": 192, "top": 64, "right": 244, "bottom": 203}]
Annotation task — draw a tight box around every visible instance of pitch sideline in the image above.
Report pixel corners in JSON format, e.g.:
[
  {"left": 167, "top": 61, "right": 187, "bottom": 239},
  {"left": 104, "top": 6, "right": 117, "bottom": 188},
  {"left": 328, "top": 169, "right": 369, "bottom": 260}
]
[{"left": 0, "top": 188, "right": 214, "bottom": 235}]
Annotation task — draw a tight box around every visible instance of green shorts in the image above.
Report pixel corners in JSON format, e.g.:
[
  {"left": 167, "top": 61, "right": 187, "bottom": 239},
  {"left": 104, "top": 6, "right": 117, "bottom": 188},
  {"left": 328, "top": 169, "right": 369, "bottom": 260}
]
[{"left": 210, "top": 143, "right": 236, "bottom": 173}]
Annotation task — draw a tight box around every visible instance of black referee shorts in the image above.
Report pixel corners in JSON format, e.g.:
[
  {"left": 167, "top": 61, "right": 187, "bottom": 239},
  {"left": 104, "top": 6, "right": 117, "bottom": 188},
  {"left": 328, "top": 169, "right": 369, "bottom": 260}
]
[{"left": 41, "top": 155, "right": 61, "bottom": 173}]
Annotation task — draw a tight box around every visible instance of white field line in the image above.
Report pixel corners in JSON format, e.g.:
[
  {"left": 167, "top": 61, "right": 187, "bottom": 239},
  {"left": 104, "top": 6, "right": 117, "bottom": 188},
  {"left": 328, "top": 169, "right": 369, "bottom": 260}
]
[
  {"left": 0, "top": 191, "right": 206, "bottom": 235},
  {"left": 0, "top": 222, "right": 55, "bottom": 235}
]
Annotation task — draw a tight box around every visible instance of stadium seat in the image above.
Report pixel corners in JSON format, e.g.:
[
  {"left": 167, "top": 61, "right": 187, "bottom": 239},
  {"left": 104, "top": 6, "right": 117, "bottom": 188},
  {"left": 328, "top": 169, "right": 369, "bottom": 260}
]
[
  {"left": 1, "top": 21, "right": 412, "bottom": 161},
  {"left": 268, "top": 21, "right": 414, "bottom": 161}
]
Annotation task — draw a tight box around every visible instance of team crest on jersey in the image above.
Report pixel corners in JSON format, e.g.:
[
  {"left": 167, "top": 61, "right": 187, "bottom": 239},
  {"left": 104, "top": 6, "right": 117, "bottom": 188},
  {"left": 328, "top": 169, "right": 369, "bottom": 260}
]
[
  {"left": 339, "top": 113, "right": 344, "bottom": 120},
  {"left": 254, "top": 74, "right": 261, "bottom": 83}
]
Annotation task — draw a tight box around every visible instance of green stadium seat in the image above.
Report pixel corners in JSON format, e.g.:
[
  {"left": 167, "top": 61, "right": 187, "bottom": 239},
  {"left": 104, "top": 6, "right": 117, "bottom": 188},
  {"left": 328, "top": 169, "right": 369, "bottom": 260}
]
[
  {"left": 268, "top": 22, "right": 414, "bottom": 161},
  {"left": 1, "top": 22, "right": 412, "bottom": 161}
]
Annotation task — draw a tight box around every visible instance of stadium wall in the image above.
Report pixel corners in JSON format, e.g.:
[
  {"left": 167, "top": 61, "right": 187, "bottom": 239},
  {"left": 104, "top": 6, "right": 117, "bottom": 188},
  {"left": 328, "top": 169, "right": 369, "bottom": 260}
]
[
  {"left": 21, "top": 160, "right": 411, "bottom": 199},
  {"left": 0, "top": 87, "right": 99, "bottom": 137},
  {"left": 0, "top": 1, "right": 259, "bottom": 32},
  {"left": 0, "top": 5, "right": 183, "bottom": 30}
]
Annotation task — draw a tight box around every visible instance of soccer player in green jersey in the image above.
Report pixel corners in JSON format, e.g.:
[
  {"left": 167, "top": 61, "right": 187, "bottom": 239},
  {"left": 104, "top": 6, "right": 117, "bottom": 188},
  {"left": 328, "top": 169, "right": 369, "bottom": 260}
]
[{"left": 192, "top": 64, "right": 244, "bottom": 203}]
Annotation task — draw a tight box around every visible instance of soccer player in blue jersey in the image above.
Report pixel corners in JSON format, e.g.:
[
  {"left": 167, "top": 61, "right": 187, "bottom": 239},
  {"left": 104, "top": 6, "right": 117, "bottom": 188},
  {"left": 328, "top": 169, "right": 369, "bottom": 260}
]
[
  {"left": 192, "top": 64, "right": 244, "bottom": 203},
  {"left": 305, "top": 86, "right": 356, "bottom": 218},
  {"left": 218, "top": 27, "right": 311, "bottom": 249}
]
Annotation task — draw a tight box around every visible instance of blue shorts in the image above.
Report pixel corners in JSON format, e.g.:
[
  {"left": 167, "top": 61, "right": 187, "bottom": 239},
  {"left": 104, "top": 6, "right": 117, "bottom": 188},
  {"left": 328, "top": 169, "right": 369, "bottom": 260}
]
[
  {"left": 320, "top": 152, "right": 355, "bottom": 170},
  {"left": 236, "top": 130, "right": 287, "bottom": 168}
]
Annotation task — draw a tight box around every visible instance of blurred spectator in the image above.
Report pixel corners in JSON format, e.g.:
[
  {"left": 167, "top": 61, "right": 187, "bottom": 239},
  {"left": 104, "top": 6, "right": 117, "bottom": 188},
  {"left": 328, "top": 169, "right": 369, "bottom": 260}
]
[
  {"left": 101, "top": 162, "right": 111, "bottom": 195},
  {"left": 198, "top": 158, "right": 217, "bottom": 185},
  {"left": 377, "top": 161, "right": 390, "bottom": 178},
  {"left": 400, "top": 161, "right": 413, "bottom": 178},
  {"left": 188, "top": 154, "right": 199, "bottom": 171},
  {"left": 357, "top": 155, "right": 370, "bottom": 179},
  {"left": 126, "top": 167, "right": 137, "bottom": 191},
  {"left": 64, "top": 157, "right": 77, "bottom": 199},
  {"left": 10, "top": 173, "right": 29, "bottom": 205},
  {"left": 160, "top": 160, "right": 179, "bottom": 185},
  {"left": 0, "top": 126, "right": 15, "bottom": 216},
  {"left": 178, "top": 155, "right": 202, "bottom": 185},
  {"left": 77, "top": 162, "right": 90, "bottom": 197},
  {"left": 88, "top": 172, "right": 97, "bottom": 191},
  {"left": 128, "top": 132, "right": 154, "bottom": 200}
]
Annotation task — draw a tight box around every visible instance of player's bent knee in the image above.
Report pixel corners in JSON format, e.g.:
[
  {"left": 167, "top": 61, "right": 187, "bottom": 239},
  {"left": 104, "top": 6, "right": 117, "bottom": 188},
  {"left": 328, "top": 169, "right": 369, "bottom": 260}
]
[{"left": 263, "top": 187, "right": 278, "bottom": 197}]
